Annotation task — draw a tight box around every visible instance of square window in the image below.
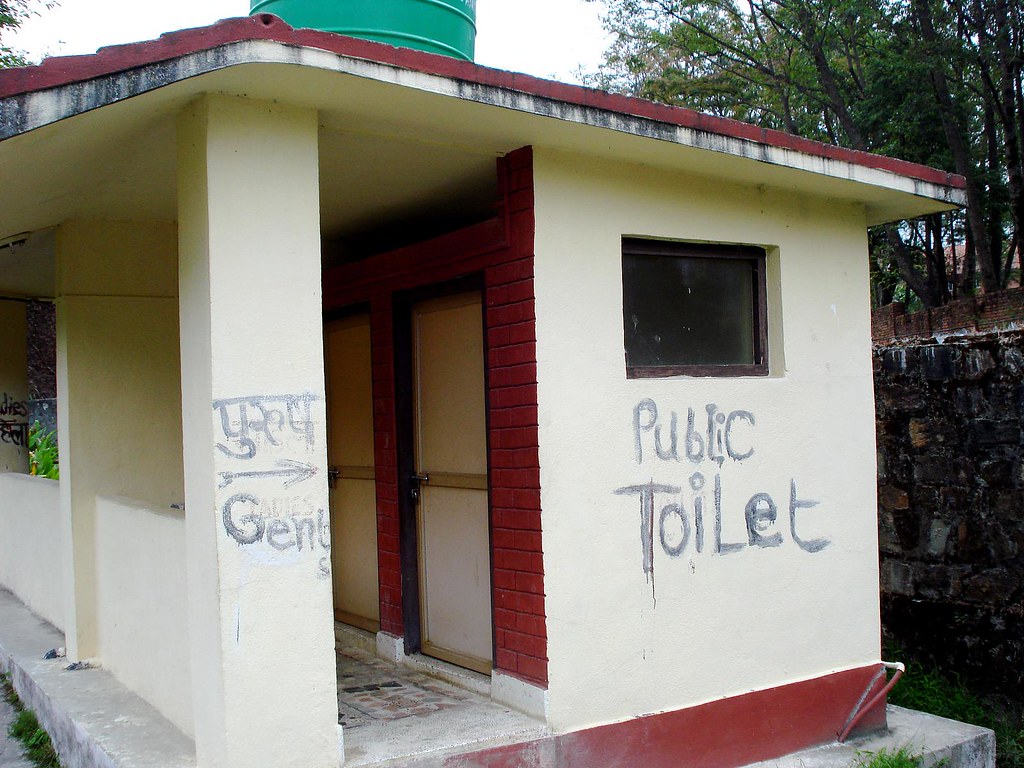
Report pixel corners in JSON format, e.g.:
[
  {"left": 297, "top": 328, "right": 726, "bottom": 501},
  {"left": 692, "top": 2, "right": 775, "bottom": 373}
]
[{"left": 622, "top": 239, "right": 768, "bottom": 378}]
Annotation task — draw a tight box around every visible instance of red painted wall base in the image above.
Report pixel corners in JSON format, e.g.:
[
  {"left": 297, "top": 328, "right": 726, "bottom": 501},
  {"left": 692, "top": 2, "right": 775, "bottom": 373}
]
[{"left": 443, "top": 664, "right": 888, "bottom": 768}]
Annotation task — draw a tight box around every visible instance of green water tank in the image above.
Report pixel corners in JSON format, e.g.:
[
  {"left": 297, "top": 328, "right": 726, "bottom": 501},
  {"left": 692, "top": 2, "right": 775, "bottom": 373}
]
[{"left": 250, "top": 0, "right": 478, "bottom": 61}]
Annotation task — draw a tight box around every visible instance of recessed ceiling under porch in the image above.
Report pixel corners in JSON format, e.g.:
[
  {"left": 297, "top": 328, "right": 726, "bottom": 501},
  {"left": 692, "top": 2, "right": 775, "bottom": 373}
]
[
  {"left": 317, "top": 127, "right": 500, "bottom": 266},
  {"left": 0, "top": 62, "right": 524, "bottom": 304}
]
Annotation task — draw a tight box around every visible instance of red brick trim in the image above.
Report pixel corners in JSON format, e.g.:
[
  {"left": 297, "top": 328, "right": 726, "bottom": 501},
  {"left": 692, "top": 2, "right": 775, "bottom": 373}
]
[
  {"left": 444, "top": 664, "right": 888, "bottom": 767},
  {"left": 0, "top": 15, "right": 961, "bottom": 190},
  {"left": 323, "top": 146, "right": 547, "bottom": 686},
  {"left": 369, "top": 293, "right": 403, "bottom": 634},
  {"left": 872, "top": 287, "right": 1024, "bottom": 343}
]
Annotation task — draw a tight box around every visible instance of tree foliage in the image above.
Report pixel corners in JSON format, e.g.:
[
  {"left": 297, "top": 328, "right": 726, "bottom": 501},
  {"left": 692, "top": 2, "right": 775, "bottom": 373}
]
[
  {"left": 0, "top": 0, "right": 53, "bottom": 68},
  {"left": 586, "top": 0, "right": 1024, "bottom": 308}
]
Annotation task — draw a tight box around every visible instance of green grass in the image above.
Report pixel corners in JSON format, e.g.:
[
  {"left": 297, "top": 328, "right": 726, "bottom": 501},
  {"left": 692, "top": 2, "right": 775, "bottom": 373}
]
[
  {"left": 9, "top": 710, "right": 60, "bottom": 768},
  {"left": 854, "top": 746, "right": 930, "bottom": 768},
  {"left": 1, "top": 673, "right": 61, "bottom": 768},
  {"left": 886, "top": 653, "right": 1024, "bottom": 768}
]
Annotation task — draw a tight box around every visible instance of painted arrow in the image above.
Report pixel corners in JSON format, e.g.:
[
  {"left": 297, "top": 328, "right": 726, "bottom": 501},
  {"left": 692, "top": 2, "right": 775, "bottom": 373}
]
[{"left": 217, "top": 459, "right": 318, "bottom": 489}]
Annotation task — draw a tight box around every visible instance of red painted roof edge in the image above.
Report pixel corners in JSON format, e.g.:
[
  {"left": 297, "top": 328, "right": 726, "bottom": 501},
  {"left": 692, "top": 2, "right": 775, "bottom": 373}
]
[{"left": 0, "top": 14, "right": 965, "bottom": 192}]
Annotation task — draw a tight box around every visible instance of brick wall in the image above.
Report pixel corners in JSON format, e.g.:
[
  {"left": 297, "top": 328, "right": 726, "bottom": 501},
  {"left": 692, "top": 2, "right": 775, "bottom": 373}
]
[
  {"left": 872, "top": 287, "right": 1024, "bottom": 342},
  {"left": 873, "top": 297, "right": 1024, "bottom": 695},
  {"left": 370, "top": 293, "right": 403, "bottom": 634},
  {"left": 486, "top": 153, "right": 546, "bottom": 684},
  {"left": 322, "top": 147, "right": 547, "bottom": 686}
]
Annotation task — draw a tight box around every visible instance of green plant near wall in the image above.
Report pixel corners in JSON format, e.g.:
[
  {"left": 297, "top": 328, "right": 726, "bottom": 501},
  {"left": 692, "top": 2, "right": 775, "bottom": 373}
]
[
  {"left": 9, "top": 710, "right": 60, "bottom": 768},
  {"left": 28, "top": 421, "right": 58, "bottom": 480}
]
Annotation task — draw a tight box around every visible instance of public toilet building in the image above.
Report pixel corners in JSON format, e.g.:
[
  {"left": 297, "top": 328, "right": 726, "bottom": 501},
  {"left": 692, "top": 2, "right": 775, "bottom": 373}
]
[{"left": 0, "top": 13, "right": 967, "bottom": 768}]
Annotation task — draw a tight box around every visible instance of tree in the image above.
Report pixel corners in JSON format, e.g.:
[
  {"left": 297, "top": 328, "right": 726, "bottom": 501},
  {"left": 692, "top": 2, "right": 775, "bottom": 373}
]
[{"left": 586, "top": 0, "right": 1024, "bottom": 308}]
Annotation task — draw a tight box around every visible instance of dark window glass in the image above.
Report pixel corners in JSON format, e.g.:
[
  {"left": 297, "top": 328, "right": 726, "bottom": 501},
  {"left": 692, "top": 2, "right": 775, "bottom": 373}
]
[{"left": 622, "top": 239, "right": 767, "bottom": 377}]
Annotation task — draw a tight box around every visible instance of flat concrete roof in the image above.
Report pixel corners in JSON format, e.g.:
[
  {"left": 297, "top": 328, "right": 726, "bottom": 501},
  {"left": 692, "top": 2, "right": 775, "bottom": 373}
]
[
  {"left": 0, "top": 14, "right": 966, "bottom": 298},
  {"left": 0, "top": 15, "right": 963, "bottom": 191}
]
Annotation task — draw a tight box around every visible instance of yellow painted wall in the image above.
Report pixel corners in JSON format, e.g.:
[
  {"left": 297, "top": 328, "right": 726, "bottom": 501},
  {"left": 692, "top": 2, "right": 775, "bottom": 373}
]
[
  {"left": 56, "top": 219, "right": 184, "bottom": 507},
  {"left": 533, "top": 148, "right": 880, "bottom": 731},
  {"left": 56, "top": 219, "right": 184, "bottom": 661},
  {"left": 0, "top": 301, "right": 29, "bottom": 473},
  {"left": 0, "top": 474, "right": 62, "bottom": 629},
  {"left": 58, "top": 294, "right": 184, "bottom": 504},
  {"left": 95, "top": 496, "right": 192, "bottom": 737}
]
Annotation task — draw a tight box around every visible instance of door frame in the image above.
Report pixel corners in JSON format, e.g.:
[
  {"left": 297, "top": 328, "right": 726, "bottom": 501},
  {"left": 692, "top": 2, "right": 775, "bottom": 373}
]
[
  {"left": 392, "top": 273, "right": 494, "bottom": 665},
  {"left": 320, "top": 147, "right": 547, "bottom": 688}
]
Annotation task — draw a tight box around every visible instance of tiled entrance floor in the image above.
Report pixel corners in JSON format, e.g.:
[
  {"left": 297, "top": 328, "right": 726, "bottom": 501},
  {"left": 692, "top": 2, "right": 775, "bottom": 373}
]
[
  {"left": 337, "top": 647, "right": 472, "bottom": 728},
  {"left": 336, "top": 634, "right": 548, "bottom": 766}
]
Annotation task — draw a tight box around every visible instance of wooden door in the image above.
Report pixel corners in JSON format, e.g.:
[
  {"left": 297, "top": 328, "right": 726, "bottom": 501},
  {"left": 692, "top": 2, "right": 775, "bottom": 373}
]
[
  {"left": 412, "top": 291, "right": 492, "bottom": 673},
  {"left": 326, "top": 314, "right": 380, "bottom": 633}
]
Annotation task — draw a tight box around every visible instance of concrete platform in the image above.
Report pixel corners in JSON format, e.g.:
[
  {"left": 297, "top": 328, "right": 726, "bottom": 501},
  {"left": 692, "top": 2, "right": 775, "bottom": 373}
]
[{"left": 0, "top": 586, "right": 996, "bottom": 768}]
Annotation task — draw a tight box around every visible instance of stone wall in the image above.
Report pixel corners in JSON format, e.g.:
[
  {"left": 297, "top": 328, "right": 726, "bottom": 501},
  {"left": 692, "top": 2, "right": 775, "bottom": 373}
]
[
  {"left": 26, "top": 300, "right": 55, "bottom": 400},
  {"left": 874, "top": 292, "right": 1024, "bottom": 696}
]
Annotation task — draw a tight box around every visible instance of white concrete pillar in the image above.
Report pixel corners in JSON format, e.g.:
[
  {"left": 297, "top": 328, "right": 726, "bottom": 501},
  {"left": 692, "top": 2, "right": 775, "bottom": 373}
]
[
  {"left": 0, "top": 300, "right": 29, "bottom": 473},
  {"left": 55, "top": 220, "right": 184, "bottom": 661},
  {"left": 177, "top": 95, "right": 339, "bottom": 768}
]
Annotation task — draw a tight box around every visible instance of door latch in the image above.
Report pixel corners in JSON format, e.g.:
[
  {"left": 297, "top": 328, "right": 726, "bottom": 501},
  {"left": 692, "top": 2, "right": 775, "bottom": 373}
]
[
  {"left": 328, "top": 467, "right": 340, "bottom": 488},
  {"left": 409, "top": 472, "right": 430, "bottom": 502}
]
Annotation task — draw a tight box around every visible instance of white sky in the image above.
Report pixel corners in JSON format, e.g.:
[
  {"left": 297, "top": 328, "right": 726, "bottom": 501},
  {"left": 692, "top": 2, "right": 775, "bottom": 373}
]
[{"left": 8, "top": 0, "right": 610, "bottom": 84}]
